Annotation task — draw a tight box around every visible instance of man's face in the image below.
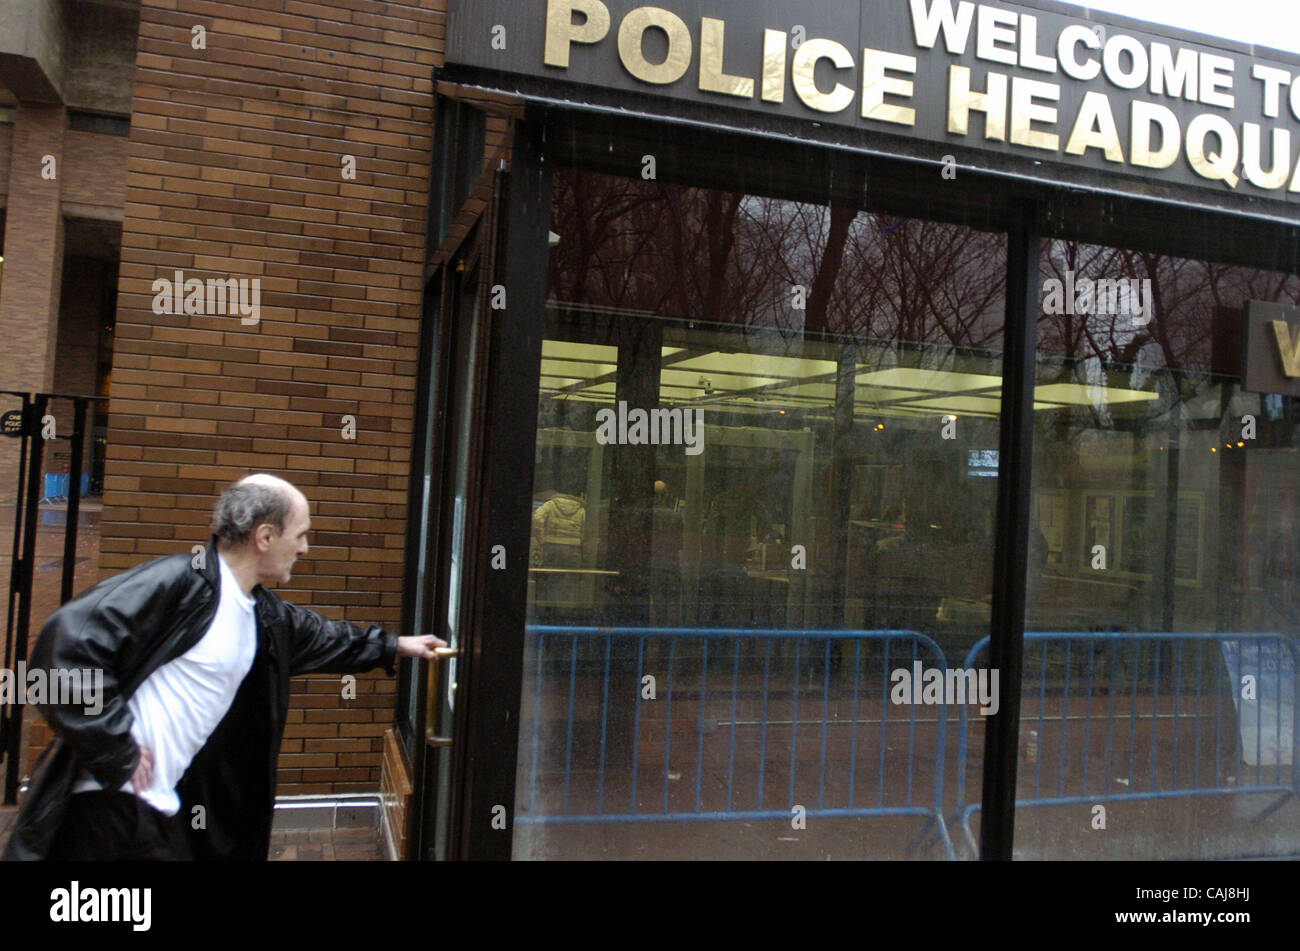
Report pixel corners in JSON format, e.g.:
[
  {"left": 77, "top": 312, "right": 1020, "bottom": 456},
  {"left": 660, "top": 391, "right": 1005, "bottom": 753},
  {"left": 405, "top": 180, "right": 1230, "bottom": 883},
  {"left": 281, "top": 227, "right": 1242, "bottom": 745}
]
[{"left": 259, "top": 494, "right": 310, "bottom": 586}]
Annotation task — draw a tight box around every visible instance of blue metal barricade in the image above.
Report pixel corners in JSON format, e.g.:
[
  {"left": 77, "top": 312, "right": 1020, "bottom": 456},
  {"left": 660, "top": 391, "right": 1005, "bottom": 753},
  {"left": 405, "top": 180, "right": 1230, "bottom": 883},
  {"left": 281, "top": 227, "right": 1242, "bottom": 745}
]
[
  {"left": 516, "top": 626, "right": 956, "bottom": 859},
  {"left": 40, "top": 472, "right": 90, "bottom": 504},
  {"left": 953, "top": 631, "right": 1300, "bottom": 857}
]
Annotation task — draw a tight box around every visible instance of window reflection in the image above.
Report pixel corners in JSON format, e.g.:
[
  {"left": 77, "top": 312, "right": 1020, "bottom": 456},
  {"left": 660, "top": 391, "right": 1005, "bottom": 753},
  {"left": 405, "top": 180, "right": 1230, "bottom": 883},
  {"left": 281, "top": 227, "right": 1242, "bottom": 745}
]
[
  {"left": 515, "top": 171, "right": 1006, "bottom": 859},
  {"left": 510, "top": 170, "right": 1300, "bottom": 861},
  {"left": 1007, "top": 239, "right": 1300, "bottom": 859}
]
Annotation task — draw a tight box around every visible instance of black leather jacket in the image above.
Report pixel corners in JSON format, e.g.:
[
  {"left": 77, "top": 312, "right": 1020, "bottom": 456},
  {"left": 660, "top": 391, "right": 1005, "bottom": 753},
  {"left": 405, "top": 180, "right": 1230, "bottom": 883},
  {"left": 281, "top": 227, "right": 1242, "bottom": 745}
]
[{"left": 3, "top": 534, "right": 397, "bottom": 860}]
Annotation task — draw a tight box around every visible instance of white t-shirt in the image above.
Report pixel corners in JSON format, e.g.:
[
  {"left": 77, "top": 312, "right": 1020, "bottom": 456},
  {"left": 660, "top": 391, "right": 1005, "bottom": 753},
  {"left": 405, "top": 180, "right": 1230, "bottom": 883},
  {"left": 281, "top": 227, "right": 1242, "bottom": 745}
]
[{"left": 73, "top": 553, "right": 258, "bottom": 815}]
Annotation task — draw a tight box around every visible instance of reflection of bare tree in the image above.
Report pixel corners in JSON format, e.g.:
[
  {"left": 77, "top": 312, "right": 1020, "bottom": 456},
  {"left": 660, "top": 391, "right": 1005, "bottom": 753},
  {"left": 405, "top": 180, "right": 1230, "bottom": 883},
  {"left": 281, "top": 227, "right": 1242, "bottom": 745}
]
[
  {"left": 837, "top": 216, "right": 1005, "bottom": 349},
  {"left": 552, "top": 172, "right": 1300, "bottom": 374},
  {"left": 1033, "top": 238, "right": 1300, "bottom": 504},
  {"left": 1039, "top": 240, "right": 1300, "bottom": 374},
  {"left": 548, "top": 171, "right": 1007, "bottom": 354},
  {"left": 550, "top": 172, "right": 1300, "bottom": 412},
  {"left": 1033, "top": 243, "right": 1300, "bottom": 635}
]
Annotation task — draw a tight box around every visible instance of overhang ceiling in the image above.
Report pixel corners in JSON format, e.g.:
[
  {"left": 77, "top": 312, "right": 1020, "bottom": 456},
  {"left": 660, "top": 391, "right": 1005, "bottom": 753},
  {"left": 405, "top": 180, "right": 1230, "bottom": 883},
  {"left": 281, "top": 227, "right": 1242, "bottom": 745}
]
[{"left": 539, "top": 339, "right": 1158, "bottom": 422}]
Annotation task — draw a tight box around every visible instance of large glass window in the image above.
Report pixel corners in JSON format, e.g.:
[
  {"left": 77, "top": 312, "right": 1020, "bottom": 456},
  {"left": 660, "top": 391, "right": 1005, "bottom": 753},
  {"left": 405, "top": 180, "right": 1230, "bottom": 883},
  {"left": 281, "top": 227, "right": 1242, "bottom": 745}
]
[
  {"left": 512, "top": 170, "right": 1007, "bottom": 859},
  {"left": 1002, "top": 241, "right": 1300, "bottom": 859}
]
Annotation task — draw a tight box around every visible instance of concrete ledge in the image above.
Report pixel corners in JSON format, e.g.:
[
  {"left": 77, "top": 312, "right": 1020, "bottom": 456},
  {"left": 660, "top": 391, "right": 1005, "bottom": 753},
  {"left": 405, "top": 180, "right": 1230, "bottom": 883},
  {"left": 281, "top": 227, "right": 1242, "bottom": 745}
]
[
  {"left": 272, "top": 793, "right": 380, "bottom": 831},
  {"left": 379, "top": 804, "right": 400, "bottom": 862}
]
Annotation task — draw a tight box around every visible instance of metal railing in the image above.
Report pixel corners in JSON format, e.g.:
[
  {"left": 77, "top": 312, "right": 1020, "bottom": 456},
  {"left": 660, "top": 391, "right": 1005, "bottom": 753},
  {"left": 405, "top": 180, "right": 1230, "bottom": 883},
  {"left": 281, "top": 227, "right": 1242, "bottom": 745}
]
[
  {"left": 515, "top": 625, "right": 955, "bottom": 859},
  {"left": 514, "top": 625, "right": 1298, "bottom": 860},
  {"left": 953, "top": 631, "right": 1299, "bottom": 857},
  {"left": 1, "top": 391, "right": 99, "bottom": 804}
]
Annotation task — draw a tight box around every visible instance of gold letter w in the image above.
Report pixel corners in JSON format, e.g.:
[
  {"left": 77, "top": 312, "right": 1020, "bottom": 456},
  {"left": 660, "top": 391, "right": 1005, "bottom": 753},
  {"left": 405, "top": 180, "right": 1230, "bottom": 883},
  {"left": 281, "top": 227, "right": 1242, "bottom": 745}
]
[{"left": 1271, "top": 320, "right": 1300, "bottom": 377}]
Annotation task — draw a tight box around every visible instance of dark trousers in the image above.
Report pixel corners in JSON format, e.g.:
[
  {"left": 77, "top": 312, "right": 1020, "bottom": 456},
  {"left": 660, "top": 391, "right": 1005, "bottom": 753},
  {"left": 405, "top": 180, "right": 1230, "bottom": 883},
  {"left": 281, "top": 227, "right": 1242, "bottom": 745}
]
[{"left": 46, "top": 790, "right": 191, "bottom": 861}]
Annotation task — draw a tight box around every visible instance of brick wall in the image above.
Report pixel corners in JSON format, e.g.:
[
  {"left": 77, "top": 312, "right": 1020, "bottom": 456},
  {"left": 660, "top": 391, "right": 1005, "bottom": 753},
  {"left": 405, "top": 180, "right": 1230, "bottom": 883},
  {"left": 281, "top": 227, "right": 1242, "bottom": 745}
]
[
  {"left": 0, "top": 105, "right": 66, "bottom": 393},
  {"left": 0, "top": 124, "right": 11, "bottom": 198},
  {"left": 0, "top": 119, "right": 124, "bottom": 519},
  {"left": 105, "top": 0, "right": 441, "bottom": 794},
  {"left": 0, "top": 105, "right": 66, "bottom": 511},
  {"left": 62, "top": 130, "right": 130, "bottom": 208},
  {"left": 52, "top": 257, "right": 108, "bottom": 423},
  {"left": 0, "top": 122, "right": 9, "bottom": 508},
  {"left": 2, "top": 113, "right": 124, "bottom": 777}
]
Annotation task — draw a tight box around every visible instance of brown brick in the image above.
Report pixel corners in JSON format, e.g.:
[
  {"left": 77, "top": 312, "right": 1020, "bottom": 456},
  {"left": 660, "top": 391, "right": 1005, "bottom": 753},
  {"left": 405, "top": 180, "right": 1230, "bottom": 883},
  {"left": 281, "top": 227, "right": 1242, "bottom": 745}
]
[{"left": 75, "top": 0, "right": 449, "bottom": 797}]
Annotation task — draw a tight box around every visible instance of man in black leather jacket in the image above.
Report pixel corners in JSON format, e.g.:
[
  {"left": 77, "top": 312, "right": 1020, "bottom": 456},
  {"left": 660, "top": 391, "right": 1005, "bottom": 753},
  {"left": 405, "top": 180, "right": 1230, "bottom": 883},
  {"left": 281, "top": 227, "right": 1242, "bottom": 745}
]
[{"left": 3, "top": 473, "right": 443, "bottom": 861}]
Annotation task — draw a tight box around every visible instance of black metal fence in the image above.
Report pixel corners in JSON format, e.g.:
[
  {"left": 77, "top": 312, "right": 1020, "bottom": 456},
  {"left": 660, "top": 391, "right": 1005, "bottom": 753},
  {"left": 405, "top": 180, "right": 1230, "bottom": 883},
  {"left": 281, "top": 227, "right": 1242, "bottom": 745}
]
[{"left": 1, "top": 391, "right": 99, "bottom": 804}]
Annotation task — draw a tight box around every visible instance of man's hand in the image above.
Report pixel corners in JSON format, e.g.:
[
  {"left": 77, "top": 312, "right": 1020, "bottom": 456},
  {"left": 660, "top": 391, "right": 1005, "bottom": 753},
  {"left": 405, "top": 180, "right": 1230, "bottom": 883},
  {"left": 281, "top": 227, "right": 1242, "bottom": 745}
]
[
  {"left": 396, "top": 634, "right": 449, "bottom": 661},
  {"left": 131, "top": 746, "right": 154, "bottom": 796}
]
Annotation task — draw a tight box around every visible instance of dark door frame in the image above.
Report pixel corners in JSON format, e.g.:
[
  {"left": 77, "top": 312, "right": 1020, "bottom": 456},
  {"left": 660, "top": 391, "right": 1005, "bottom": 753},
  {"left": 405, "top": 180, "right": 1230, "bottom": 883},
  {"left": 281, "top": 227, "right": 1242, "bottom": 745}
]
[
  {"left": 449, "top": 121, "right": 552, "bottom": 860},
  {"left": 405, "top": 212, "right": 496, "bottom": 862},
  {"left": 404, "top": 240, "right": 463, "bottom": 862},
  {"left": 403, "top": 121, "right": 553, "bottom": 861}
]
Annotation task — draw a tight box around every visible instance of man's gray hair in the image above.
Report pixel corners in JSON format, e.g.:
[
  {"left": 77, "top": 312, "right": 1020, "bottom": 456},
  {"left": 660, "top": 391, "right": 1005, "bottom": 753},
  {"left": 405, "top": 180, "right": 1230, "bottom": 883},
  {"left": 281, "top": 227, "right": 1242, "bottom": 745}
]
[{"left": 211, "top": 474, "right": 297, "bottom": 545}]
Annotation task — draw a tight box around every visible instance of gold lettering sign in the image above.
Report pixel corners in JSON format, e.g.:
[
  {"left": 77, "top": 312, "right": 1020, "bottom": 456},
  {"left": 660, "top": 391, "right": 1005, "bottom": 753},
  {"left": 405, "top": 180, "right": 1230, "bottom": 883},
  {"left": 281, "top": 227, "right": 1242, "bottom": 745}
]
[
  {"left": 761, "top": 29, "right": 787, "bottom": 104},
  {"left": 791, "top": 38, "right": 854, "bottom": 114},
  {"left": 699, "top": 17, "right": 754, "bottom": 98},
  {"left": 443, "top": 0, "right": 1300, "bottom": 207},
  {"left": 618, "top": 6, "right": 692, "bottom": 85},
  {"left": 861, "top": 49, "right": 917, "bottom": 126},
  {"left": 1271, "top": 320, "right": 1300, "bottom": 377},
  {"left": 948, "top": 65, "right": 1007, "bottom": 141},
  {"left": 544, "top": 0, "right": 610, "bottom": 69},
  {"left": 1130, "top": 100, "right": 1180, "bottom": 169},
  {"left": 1010, "top": 76, "right": 1060, "bottom": 152},
  {"left": 1186, "top": 114, "right": 1241, "bottom": 188}
]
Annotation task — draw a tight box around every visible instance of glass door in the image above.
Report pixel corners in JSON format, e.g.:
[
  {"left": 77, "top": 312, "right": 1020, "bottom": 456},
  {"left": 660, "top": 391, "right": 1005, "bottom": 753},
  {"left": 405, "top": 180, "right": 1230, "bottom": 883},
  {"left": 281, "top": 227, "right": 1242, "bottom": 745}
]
[
  {"left": 404, "top": 117, "right": 554, "bottom": 861},
  {"left": 414, "top": 230, "right": 488, "bottom": 861}
]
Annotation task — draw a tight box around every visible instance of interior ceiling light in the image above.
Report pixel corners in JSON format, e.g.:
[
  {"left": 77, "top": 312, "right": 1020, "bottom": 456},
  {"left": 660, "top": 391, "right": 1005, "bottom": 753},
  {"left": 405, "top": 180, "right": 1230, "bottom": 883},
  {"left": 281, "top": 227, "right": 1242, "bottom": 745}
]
[
  {"left": 1032, "top": 382, "right": 1158, "bottom": 406},
  {"left": 539, "top": 340, "right": 1159, "bottom": 417},
  {"left": 856, "top": 367, "right": 1003, "bottom": 393}
]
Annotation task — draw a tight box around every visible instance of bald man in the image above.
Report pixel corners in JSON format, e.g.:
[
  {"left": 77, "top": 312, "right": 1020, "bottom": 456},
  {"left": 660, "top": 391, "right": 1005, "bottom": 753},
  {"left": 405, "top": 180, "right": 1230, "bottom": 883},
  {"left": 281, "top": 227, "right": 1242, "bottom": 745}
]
[{"left": 4, "top": 474, "right": 443, "bottom": 861}]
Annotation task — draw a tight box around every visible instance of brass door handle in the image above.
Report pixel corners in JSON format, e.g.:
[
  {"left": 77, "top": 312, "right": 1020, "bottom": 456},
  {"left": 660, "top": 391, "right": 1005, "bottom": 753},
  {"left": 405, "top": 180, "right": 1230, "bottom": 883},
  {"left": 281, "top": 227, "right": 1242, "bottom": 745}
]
[{"left": 425, "top": 646, "right": 459, "bottom": 748}]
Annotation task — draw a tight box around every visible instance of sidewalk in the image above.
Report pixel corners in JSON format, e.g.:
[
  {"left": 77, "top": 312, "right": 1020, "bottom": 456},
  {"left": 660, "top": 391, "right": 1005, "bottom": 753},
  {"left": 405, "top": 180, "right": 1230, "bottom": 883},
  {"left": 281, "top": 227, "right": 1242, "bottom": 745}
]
[{"left": 268, "top": 824, "right": 384, "bottom": 861}]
